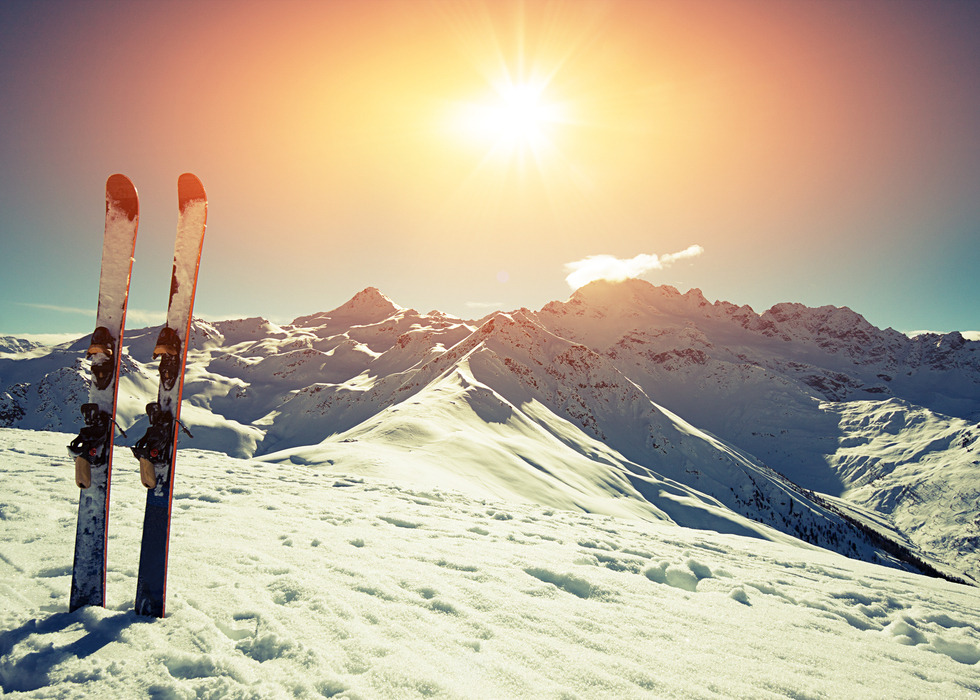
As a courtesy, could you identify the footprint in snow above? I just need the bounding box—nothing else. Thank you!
[378,515,421,529]
[524,567,606,601]
[215,618,253,641]
[581,552,644,574]
[644,559,714,593]
[435,558,479,573]
[35,564,72,578]
[880,611,980,665]
[174,491,222,504]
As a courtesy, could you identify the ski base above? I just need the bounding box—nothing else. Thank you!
[69,466,109,611]
[135,478,174,617]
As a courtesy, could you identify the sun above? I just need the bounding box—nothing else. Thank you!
[487,82,558,149]
[455,77,566,157]
[435,2,604,203]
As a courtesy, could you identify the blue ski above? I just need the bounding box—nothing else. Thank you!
[132,173,207,618]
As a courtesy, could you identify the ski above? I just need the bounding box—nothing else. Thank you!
[132,173,207,618]
[67,174,139,611]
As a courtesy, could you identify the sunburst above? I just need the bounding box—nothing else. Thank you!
[458,78,566,157]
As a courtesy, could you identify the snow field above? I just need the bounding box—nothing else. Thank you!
[1,429,979,698]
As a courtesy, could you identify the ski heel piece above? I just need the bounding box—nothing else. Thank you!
[139,458,157,489]
[75,456,93,489]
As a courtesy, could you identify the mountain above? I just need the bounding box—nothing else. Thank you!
[0,337,44,354]
[531,279,980,579]
[2,281,977,582]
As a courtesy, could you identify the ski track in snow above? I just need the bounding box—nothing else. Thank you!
[1,429,978,699]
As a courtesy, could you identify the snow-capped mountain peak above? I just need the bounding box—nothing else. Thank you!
[291,286,403,329]
[554,279,710,319]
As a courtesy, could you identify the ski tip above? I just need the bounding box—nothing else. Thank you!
[178,173,206,211]
[106,174,138,221]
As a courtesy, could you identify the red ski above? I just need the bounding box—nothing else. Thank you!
[68,174,139,611]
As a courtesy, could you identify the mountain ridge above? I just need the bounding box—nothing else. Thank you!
[2,280,977,582]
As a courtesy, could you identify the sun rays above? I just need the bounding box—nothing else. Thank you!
[455,77,567,162]
[430,1,616,233]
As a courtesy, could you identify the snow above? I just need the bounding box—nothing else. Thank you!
[821,399,980,578]
[0,337,68,357]
[96,176,138,337]
[2,428,978,698]
[165,194,206,333]
[910,330,980,342]
[4,281,979,589]
[292,288,404,332]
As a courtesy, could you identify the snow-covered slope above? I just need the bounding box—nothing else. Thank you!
[0,337,45,356]
[532,279,980,578]
[2,282,977,581]
[2,429,978,698]
[266,313,830,549]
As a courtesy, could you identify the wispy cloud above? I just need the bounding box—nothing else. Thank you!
[564,245,704,290]
[15,301,166,327]
[466,301,504,310]
[16,302,95,316]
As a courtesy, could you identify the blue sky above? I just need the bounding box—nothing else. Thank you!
[1,0,978,338]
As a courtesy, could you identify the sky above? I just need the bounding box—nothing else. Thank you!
[1,0,978,338]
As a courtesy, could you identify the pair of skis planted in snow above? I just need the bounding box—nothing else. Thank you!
[67,173,207,618]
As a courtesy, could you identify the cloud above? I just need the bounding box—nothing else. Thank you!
[15,302,95,316]
[14,301,166,327]
[564,245,704,289]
